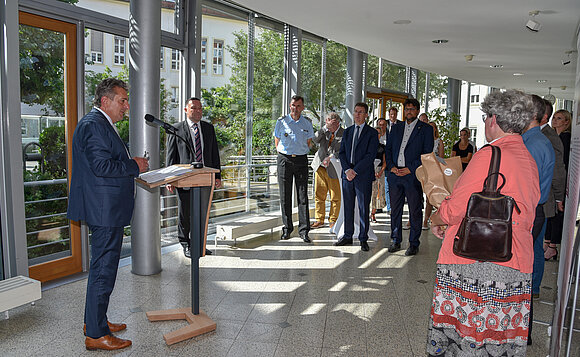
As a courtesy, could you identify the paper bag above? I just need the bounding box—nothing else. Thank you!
[416,153,462,207]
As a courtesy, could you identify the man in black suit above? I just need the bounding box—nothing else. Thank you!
[166,97,221,258]
[385,98,433,256]
[335,102,379,251]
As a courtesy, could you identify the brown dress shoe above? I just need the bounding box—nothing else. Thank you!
[311,221,324,228]
[84,321,127,335]
[85,334,132,351]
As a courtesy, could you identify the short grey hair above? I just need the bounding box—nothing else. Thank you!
[94,78,128,107]
[326,112,341,122]
[480,89,534,134]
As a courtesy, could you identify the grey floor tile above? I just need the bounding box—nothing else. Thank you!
[274,343,322,357]
[236,321,283,342]
[225,340,277,357]
[320,346,367,357]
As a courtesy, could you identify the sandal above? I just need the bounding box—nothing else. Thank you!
[544,246,558,261]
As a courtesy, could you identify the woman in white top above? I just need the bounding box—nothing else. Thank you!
[423,121,444,229]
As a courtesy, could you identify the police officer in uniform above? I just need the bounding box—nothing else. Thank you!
[274,95,314,243]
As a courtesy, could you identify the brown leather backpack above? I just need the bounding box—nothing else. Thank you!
[453,145,521,262]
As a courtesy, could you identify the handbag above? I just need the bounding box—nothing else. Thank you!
[453,145,520,262]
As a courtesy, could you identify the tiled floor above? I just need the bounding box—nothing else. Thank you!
[0,212,575,356]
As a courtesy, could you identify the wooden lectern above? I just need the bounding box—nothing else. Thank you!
[136,165,219,345]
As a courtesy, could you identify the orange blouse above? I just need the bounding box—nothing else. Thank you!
[436,135,540,273]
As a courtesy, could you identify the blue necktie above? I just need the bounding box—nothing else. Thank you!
[351,125,359,164]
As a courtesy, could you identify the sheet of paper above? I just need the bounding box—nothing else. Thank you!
[139,165,192,184]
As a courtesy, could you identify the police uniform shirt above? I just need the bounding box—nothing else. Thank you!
[274,114,314,155]
[397,118,419,167]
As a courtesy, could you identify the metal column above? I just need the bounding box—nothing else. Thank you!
[447,78,462,116]
[344,47,364,127]
[184,0,201,99]
[405,66,418,99]
[245,13,255,212]
[0,0,28,278]
[465,82,471,128]
[129,0,162,275]
[282,25,301,115]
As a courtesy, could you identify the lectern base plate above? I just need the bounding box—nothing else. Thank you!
[146,307,216,345]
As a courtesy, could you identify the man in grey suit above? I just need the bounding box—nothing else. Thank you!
[311,112,343,228]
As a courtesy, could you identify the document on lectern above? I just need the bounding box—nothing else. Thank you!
[139,165,192,185]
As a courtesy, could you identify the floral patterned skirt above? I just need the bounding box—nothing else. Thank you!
[427,262,531,356]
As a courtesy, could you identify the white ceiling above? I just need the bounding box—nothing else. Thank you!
[233,0,580,100]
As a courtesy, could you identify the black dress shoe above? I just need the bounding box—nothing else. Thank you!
[183,246,191,258]
[281,231,291,240]
[360,241,369,251]
[301,235,312,243]
[405,245,419,256]
[388,242,401,253]
[334,237,353,246]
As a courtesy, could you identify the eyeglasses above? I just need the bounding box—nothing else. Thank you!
[404,107,418,112]
[482,113,492,122]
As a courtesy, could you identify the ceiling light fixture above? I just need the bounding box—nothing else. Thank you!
[544,87,556,104]
[537,79,547,83]
[526,10,541,32]
[393,20,411,25]
[489,64,503,68]
[432,39,448,44]
[513,73,524,76]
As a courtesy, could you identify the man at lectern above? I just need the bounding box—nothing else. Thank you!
[68,78,149,350]
[166,97,222,258]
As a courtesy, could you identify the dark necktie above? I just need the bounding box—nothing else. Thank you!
[328,132,334,148]
[193,123,203,163]
[351,126,359,164]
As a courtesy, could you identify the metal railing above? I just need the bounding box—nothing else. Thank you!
[23,156,314,263]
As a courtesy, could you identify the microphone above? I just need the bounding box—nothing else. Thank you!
[144,114,176,134]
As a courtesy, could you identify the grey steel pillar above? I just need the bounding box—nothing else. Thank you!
[465,82,471,127]
[424,72,430,113]
[344,47,364,127]
[405,66,418,99]
[245,13,255,212]
[184,0,201,99]
[282,25,301,115]
[0,0,28,278]
[129,0,162,275]
[447,78,461,116]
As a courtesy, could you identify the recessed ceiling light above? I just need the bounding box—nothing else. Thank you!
[432,39,449,44]
[490,64,503,68]
[513,73,524,76]
[537,79,547,83]
[393,20,411,25]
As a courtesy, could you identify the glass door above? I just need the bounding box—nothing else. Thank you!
[19,12,81,282]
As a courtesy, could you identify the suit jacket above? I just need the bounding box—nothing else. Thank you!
[339,124,379,183]
[166,120,221,179]
[311,126,344,178]
[541,124,566,217]
[67,108,139,227]
[385,119,434,176]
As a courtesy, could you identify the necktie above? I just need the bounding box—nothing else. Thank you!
[328,132,334,148]
[351,126,359,164]
[193,123,203,163]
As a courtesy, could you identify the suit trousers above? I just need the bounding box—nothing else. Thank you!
[277,154,310,236]
[342,176,372,242]
[387,172,423,247]
[314,166,341,223]
[176,186,211,255]
[84,225,124,339]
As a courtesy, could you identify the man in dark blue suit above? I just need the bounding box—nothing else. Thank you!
[336,102,379,251]
[385,98,433,256]
[68,78,148,351]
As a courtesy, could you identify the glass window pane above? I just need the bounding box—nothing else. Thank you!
[381,62,406,93]
[366,55,379,88]
[300,39,322,127]
[325,41,347,113]
[19,24,70,263]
